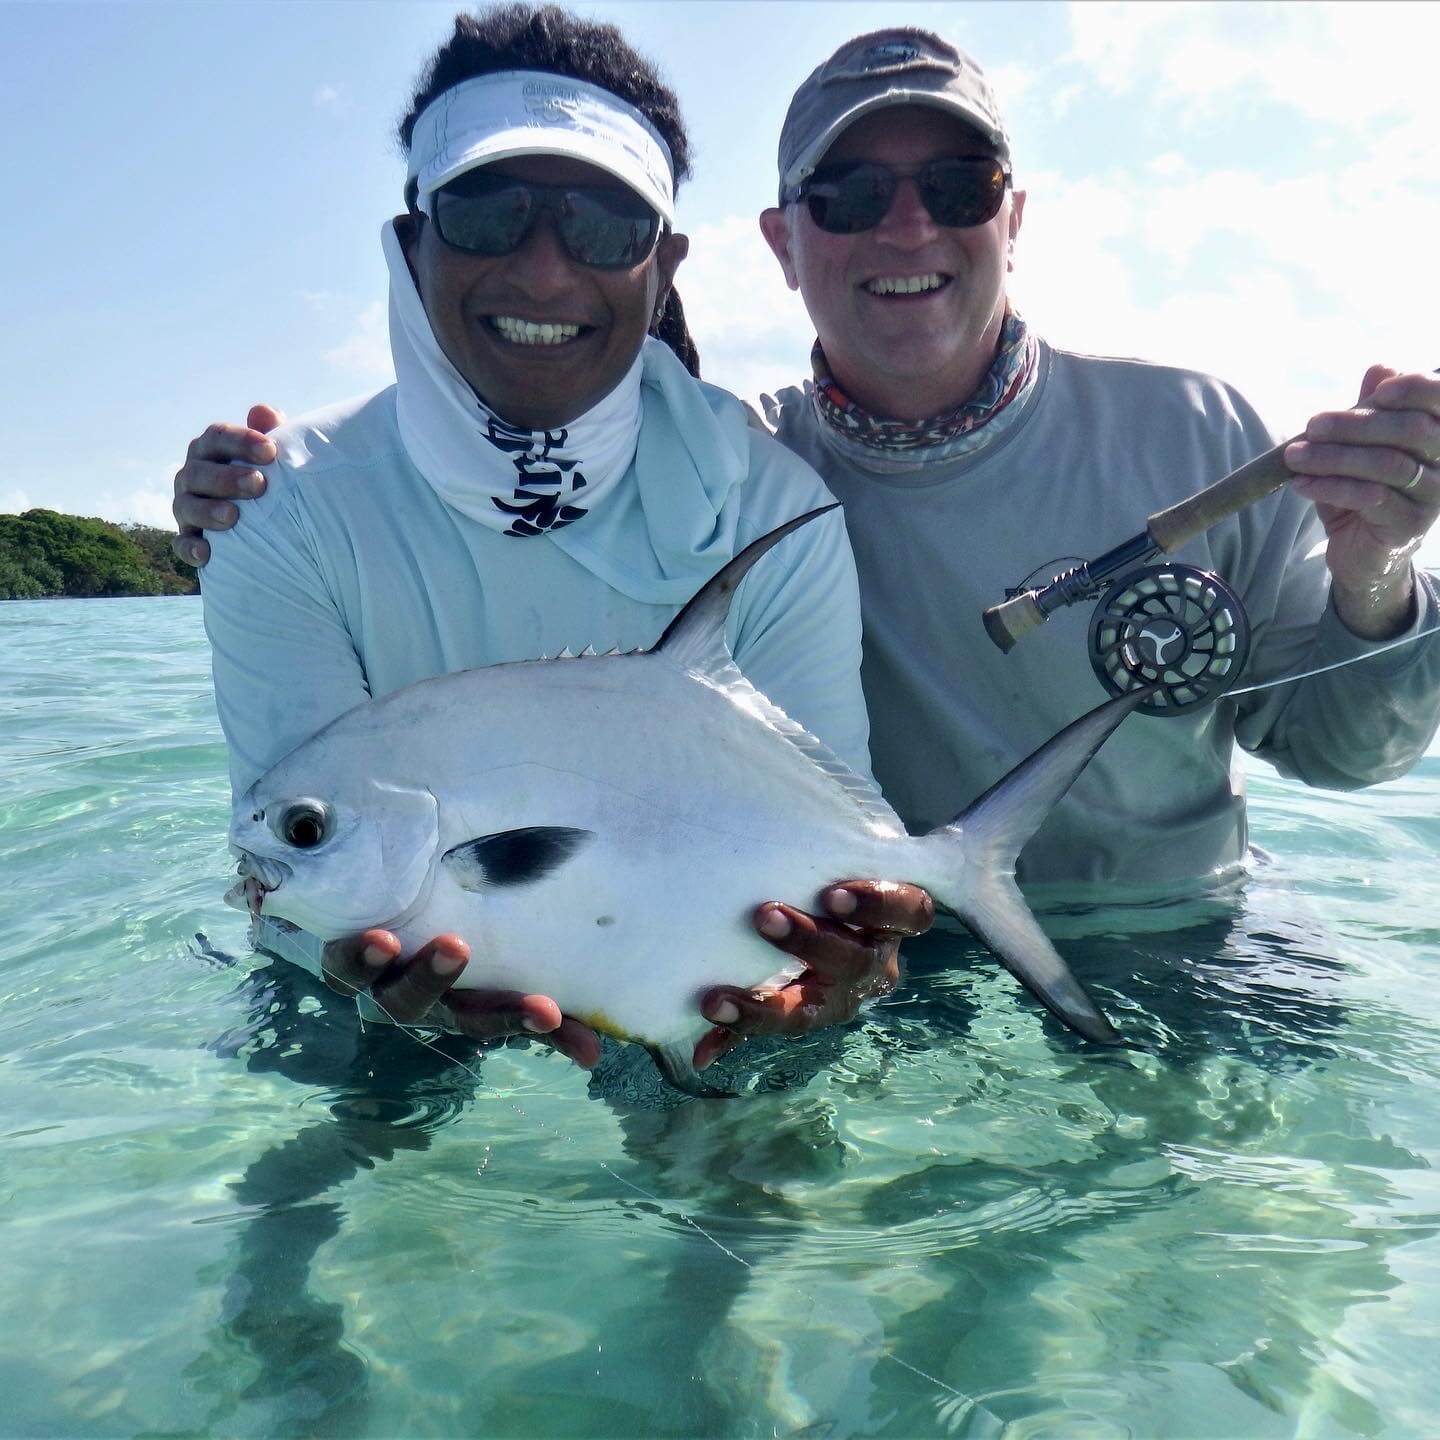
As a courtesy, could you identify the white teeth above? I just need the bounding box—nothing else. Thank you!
[491,315,583,346]
[865,273,946,296]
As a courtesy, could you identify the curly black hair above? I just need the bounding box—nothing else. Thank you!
[398,5,701,375]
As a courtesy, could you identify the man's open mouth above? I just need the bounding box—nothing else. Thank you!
[486,315,591,347]
[862,272,951,297]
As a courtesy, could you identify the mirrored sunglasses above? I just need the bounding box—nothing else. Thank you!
[429,171,662,270]
[790,156,1011,235]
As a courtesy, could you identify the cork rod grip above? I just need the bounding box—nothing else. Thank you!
[1145,437,1295,553]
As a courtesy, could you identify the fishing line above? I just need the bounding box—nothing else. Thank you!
[318,968,986,1414]
[1226,620,1440,698]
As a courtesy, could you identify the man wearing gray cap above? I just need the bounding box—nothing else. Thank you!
[753,27,1440,901]
[174,25,1440,1053]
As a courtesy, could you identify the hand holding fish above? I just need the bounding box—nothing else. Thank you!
[694,881,935,1070]
[1285,367,1440,640]
[230,514,1141,1095]
[319,928,603,1069]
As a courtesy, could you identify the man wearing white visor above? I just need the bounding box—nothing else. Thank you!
[198,7,922,1078]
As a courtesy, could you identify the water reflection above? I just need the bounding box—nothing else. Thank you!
[189,880,1438,1437]
[193,959,481,1436]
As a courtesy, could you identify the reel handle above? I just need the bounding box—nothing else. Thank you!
[1144,437,1293,552]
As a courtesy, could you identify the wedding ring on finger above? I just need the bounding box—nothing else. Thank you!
[1403,457,1427,492]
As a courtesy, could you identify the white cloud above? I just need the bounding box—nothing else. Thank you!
[313,83,341,111]
[0,487,32,514]
[323,301,394,384]
[1068,3,1440,150]
[122,486,179,529]
[1012,150,1436,436]
[675,214,813,403]
[983,60,1038,115]
[86,485,177,529]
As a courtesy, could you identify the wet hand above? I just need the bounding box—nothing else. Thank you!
[320,929,602,1069]
[171,404,285,567]
[693,880,934,1070]
[1285,367,1440,639]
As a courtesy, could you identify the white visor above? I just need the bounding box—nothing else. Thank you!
[407,69,675,225]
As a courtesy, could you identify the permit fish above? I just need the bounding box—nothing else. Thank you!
[229,506,1143,1092]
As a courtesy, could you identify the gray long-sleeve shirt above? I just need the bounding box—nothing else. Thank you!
[768,340,1440,903]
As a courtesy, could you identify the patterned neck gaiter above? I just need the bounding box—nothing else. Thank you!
[385,220,644,539]
[811,307,1039,456]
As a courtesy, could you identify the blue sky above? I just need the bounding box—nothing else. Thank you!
[3,1,1437,560]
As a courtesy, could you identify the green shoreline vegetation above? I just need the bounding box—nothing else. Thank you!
[0,509,197,600]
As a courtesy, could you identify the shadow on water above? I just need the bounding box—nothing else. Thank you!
[187,957,483,1438]
[854,897,1433,1436]
[901,888,1352,1069]
[187,948,850,1438]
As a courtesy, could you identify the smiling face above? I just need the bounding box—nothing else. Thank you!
[402,154,688,430]
[760,105,1025,422]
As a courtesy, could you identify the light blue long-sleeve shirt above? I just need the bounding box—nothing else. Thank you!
[201,384,871,802]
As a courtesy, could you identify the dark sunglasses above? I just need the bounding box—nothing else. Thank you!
[789,156,1011,235]
[428,170,662,270]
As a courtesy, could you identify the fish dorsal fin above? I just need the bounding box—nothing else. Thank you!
[651,503,896,836]
[704,661,903,837]
[654,505,840,680]
[442,826,592,891]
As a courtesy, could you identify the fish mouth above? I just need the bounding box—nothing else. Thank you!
[225,852,291,917]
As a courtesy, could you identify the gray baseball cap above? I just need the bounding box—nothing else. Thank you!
[777,28,1011,203]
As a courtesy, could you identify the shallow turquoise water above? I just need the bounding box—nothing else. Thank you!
[4,596,1440,1438]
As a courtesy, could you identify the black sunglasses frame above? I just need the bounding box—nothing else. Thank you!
[426,174,664,271]
[786,156,1012,235]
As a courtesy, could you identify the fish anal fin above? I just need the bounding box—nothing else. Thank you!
[647,1043,741,1099]
[442,826,592,891]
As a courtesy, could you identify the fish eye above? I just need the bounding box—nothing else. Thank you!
[274,799,333,850]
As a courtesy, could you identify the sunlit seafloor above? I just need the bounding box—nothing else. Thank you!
[3,596,1439,1438]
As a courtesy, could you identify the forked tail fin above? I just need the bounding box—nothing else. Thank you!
[918,689,1154,1043]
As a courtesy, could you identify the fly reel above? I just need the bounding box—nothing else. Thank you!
[1087,564,1250,715]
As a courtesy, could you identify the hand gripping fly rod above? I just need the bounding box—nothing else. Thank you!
[982,369,1438,655]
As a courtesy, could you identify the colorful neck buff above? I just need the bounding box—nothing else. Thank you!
[811,307,1038,455]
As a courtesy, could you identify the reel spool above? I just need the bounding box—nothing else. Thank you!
[1087,564,1250,716]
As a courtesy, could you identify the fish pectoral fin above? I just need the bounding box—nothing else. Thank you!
[647,1044,742,1100]
[959,876,1123,1045]
[441,826,593,891]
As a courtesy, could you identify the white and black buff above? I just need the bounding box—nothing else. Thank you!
[385,221,644,538]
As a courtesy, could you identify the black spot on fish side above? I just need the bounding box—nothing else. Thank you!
[442,826,593,891]
[595,915,615,927]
